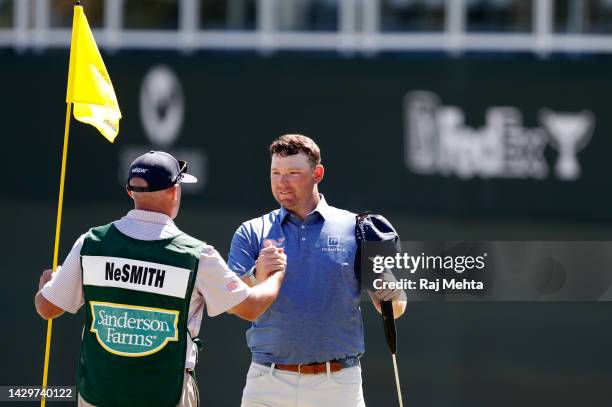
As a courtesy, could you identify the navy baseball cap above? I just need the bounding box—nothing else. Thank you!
[126,151,197,192]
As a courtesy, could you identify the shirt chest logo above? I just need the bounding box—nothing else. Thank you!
[322,236,346,253]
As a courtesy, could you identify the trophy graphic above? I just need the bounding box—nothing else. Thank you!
[540,109,594,180]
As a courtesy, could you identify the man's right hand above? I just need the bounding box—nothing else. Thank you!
[255,240,287,282]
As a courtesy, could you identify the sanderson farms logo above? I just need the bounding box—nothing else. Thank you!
[90,302,179,357]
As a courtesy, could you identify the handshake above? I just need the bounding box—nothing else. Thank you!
[253,240,287,284]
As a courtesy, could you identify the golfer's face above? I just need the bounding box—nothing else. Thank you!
[270,153,316,211]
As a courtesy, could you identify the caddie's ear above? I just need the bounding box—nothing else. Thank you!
[170,184,180,201]
[313,164,324,184]
[126,186,134,199]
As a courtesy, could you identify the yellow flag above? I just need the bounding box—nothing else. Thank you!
[66,5,121,142]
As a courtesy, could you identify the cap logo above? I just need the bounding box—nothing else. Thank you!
[132,167,148,174]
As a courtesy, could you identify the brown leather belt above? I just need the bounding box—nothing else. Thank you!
[275,361,344,375]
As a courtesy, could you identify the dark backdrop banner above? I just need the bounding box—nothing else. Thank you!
[2,51,611,221]
[3,51,612,407]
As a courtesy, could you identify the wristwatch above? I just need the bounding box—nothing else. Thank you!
[246,266,258,285]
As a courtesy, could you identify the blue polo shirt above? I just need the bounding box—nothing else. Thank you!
[228,195,364,365]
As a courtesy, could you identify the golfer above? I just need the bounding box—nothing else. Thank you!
[228,135,406,407]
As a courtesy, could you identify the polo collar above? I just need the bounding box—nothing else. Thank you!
[278,206,290,223]
[313,194,331,220]
[278,194,331,223]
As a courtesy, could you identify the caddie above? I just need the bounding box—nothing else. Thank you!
[228,134,406,407]
[34,151,286,407]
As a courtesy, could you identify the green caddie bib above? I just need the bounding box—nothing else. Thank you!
[77,223,203,407]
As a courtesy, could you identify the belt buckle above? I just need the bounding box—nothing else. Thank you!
[298,364,304,374]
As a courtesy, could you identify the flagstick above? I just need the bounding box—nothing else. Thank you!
[40,102,72,407]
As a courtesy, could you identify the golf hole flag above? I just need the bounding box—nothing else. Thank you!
[66,3,121,142]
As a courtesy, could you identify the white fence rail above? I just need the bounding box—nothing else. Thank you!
[0,0,611,55]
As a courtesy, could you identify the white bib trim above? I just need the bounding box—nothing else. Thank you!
[82,255,191,298]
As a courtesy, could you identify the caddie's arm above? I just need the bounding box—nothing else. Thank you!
[34,269,65,320]
[34,234,86,320]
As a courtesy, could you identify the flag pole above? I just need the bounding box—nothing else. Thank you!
[41,0,120,400]
[41,4,78,404]
[40,102,73,407]
[41,2,81,401]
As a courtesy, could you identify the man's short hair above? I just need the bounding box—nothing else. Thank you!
[269,134,321,168]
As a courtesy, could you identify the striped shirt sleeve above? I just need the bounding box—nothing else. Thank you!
[197,245,250,317]
[40,233,87,314]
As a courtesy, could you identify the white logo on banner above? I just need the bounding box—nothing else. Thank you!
[140,65,184,147]
[118,65,207,193]
[540,109,594,180]
[404,91,595,181]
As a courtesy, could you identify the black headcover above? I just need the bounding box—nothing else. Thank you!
[355,212,400,244]
[355,212,401,355]
[355,212,401,282]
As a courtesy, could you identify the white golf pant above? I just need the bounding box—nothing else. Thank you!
[241,362,366,407]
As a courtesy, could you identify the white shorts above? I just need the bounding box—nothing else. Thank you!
[241,362,366,407]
